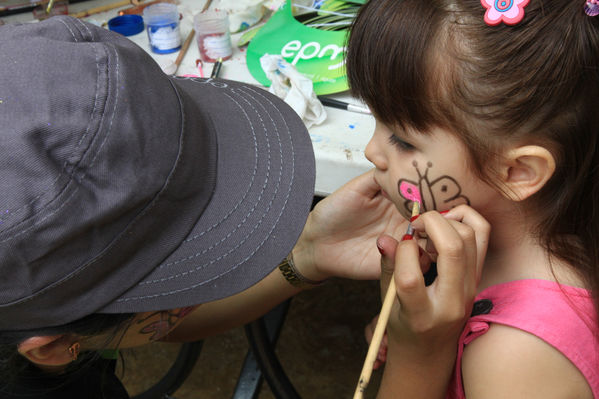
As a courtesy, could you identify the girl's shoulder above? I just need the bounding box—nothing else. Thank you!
[461,322,593,399]
[449,279,598,399]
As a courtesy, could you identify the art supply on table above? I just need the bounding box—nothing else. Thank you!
[143,2,181,54]
[201,0,213,13]
[353,201,421,399]
[317,96,371,114]
[119,0,175,15]
[32,0,67,19]
[173,28,195,74]
[70,0,132,18]
[46,0,55,13]
[108,14,144,36]
[161,28,196,75]
[210,57,223,78]
[260,54,327,128]
[194,10,233,63]
[196,59,205,77]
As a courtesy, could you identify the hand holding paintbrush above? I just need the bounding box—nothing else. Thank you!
[353,201,420,399]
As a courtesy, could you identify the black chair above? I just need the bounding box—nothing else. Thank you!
[131,299,299,399]
[131,341,204,399]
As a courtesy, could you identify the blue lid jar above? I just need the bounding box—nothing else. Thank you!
[108,15,144,36]
[143,3,181,54]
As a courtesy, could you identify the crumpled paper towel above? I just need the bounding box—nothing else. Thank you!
[260,54,326,128]
[220,0,266,32]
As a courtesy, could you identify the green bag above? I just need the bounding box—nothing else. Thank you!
[246,0,349,95]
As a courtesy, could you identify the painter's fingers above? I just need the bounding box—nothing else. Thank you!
[410,211,478,317]
[377,234,399,297]
[437,205,490,286]
[346,169,383,198]
[393,238,429,316]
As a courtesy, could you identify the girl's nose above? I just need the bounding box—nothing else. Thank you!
[364,133,387,170]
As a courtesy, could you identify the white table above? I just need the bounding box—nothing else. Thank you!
[1,0,374,196]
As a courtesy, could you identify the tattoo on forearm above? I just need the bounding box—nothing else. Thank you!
[137,306,197,341]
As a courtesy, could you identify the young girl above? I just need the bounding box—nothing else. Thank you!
[347,0,599,397]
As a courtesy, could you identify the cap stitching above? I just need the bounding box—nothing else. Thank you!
[56,17,79,41]
[72,16,94,39]
[180,98,259,243]
[0,29,117,243]
[60,17,103,154]
[86,46,120,166]
[117,85,294,301]
[137,88,269,282]
[0,20,102,230]
[1,49,190,307]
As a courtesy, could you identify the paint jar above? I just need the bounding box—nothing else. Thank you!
[194,10,233,63]
[108,15,144,37]
[143,3,181,54]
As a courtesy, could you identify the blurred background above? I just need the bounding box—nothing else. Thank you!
[119,278,384,399]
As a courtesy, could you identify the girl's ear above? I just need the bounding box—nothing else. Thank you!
[498,145,556,201]
[17,335,75,367]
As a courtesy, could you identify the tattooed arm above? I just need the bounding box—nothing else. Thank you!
[163,170,405,342]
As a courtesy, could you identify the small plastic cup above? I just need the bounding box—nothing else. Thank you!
[143,3,181,54]
[194,10,233,63]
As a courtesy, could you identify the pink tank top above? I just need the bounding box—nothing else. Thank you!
[447,279,599,399]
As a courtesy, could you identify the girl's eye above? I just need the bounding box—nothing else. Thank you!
[388,134,415,151]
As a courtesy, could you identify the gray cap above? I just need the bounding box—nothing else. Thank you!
[0,16,315,331]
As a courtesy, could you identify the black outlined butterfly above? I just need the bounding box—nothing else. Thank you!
[398,161,470,214]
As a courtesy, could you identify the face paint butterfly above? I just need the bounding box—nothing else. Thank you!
[397,161,470,215]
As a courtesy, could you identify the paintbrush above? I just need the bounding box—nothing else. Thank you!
[201,0,213,13]
[160,29,195,76]
[45,0,55,13]
[70,0,132,18]
[353,201,420,399]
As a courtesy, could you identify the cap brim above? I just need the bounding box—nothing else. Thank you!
[101,78,315,313]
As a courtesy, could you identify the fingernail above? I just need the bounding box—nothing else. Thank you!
[440,210,450,215]
[402,234,413,241]
[410,214,420,222]
[377,241,386,256]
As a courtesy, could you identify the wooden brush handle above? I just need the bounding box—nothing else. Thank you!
[174,29,195,68]
[353,278,397,398]
[70,0,131,18]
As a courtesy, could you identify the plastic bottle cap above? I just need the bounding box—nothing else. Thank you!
[108,15,144,36]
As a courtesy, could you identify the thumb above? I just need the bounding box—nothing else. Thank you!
[376,234,399,297]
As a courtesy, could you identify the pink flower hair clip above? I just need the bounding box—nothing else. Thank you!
[585,0,599,16]
[481,0,530,26]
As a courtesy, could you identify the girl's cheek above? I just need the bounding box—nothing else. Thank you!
[395,160,471,213]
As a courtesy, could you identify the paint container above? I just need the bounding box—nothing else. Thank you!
[143,3,181,54]
[108,15,144,37]
[194,10,233,63]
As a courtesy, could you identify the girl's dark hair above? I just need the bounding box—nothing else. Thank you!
[347,0,599,320]
[0,313,134,392]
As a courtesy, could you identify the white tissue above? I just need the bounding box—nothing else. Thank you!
[220,0,266,32]
[260,54,326,128]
